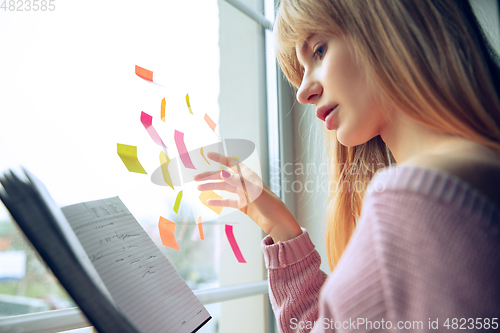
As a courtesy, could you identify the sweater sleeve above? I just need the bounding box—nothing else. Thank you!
[261,228,329,333]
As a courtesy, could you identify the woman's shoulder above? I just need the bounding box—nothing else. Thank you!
[394,142,500,208]
[365,145,500,225]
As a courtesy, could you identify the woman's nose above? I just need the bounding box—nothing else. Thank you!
[296,76,322,105]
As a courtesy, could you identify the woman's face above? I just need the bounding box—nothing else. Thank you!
[295,33,389,147]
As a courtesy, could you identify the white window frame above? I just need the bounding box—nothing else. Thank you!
[0,281,268,333]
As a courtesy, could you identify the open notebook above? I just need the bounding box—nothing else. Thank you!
[0,168,211,333]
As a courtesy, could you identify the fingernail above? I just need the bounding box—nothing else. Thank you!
[221,170,230,178]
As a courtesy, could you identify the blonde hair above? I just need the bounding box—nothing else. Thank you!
[275,0,500,271]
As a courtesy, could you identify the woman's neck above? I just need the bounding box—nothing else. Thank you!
[379,110,465,164]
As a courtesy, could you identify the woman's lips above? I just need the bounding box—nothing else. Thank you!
[316,104,338,121]
[325,105,339,130]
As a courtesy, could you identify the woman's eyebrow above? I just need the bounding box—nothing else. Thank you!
[300,34,317,53]
[296,33,320,68]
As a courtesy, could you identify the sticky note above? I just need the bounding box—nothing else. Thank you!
[141,111,167,148]
[225,225,246,263]
[141,111,153,127]
[161,98,166,122]
[185,94,193,114]
[159,151,174,190]
[173,190,183,214]
[204,113,217,132]
[199,190,223,215]
[174,130,196,169]
[117,144,147,174]
[197,216,205,241]
[200,147,210,165]
[158,217,180,251]
[135,65,153,81]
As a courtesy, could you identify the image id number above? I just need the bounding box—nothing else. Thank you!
[443,318,498,330]
[1,0,55,11]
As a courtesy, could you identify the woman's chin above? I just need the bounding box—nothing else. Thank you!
[336,130,371,147]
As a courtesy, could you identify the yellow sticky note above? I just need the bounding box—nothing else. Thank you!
[199,190,223,215]
[200,147,210,165]
[161,98,166,122]
[186,93,193,114]
[197,216,205,241]
[159,151,174,190]
[173,190,183,214]
[117,143,147,174]
[158,216,180,251]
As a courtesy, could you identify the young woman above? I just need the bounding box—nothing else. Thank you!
[196,0,500,331]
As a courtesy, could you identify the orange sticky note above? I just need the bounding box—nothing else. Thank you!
[199,190,223,215]
[158,216,180,251]
[204,113,217,132]
[197,216,205,241]
[200,147,210,165]
[135,65,153,81]
[161,98,166,122]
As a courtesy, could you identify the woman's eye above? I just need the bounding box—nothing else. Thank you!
[313,45,325,59]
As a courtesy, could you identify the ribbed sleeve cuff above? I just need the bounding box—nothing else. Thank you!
[261,228,316,269]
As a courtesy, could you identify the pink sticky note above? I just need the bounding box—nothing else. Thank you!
[174,130,196,169]
[140,111,153,127]
[140,111,166,148]
[225,224,246,263]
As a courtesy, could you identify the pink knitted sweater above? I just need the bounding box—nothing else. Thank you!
[261,166,500,332]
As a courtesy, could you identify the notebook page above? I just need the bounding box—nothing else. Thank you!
[23,168,116,306]
[61,197,211,333]
[0,171,139,333]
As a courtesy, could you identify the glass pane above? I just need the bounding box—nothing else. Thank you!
[0,0,268,331]
[0,207,75,316]
[0,0,221,319]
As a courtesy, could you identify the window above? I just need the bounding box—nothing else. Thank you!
[0,0,278,332]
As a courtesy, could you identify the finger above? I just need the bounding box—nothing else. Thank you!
[206,152,240,169]
[197,182,237,194]
[220,170,245,189]
[206,198,240,209]
[194,170,222,181]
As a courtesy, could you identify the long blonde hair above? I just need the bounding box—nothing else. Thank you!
[275,0,500,271]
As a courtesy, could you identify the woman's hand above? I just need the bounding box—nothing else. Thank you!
[194,152,302,243]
